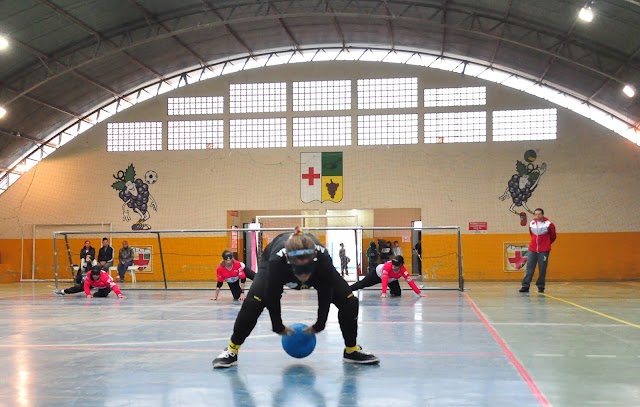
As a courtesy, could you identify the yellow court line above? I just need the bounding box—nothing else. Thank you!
[543,293,640,329]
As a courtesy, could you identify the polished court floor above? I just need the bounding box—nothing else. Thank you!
[0,281,639,407]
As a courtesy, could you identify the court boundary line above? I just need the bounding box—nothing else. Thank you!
[464,293,552,407]
[541,293,640,329]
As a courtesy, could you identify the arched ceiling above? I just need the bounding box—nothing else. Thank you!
[0,0,639,175]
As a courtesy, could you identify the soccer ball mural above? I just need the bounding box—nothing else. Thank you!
[145,170,158,184]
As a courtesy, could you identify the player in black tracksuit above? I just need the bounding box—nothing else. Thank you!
[212,229,380,368]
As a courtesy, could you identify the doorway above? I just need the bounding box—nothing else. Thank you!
[326,228,361,282]
[411,220,422,276]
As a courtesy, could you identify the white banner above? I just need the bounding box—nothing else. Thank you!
[300,153,322,203]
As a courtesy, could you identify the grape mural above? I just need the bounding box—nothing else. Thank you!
[325,179,339,199]
[111,164,158,230]
[498,150,547,225]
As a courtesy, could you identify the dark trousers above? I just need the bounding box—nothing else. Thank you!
[92,287,112,297]
[64,285,111,297]
[230,286,359,348]
[64,284,85,294]
[340,257,349,275]
[222,269,255,300]
[228,281,243,300]
[522,251,550,290]
[350,271,402,296]
[117,260,133,280]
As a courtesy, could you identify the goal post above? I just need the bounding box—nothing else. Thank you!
[26,223,112,281]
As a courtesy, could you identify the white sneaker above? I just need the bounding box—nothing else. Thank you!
[53,289,65,296]
[212,348,238,368]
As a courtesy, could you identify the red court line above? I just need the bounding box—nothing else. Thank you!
[464,293,552,407]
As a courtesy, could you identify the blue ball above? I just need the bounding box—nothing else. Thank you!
[281,323,317,359]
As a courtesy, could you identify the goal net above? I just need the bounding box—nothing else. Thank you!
[52,225,463,290]
[25,223,112,281]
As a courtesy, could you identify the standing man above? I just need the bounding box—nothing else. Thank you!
[520,208,556,293]
[366,242,379,274]
[414,242,422,275]
[339,243,349,276]
[98,237,114,271]
[117,240,134,283]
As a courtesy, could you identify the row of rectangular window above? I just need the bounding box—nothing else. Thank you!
[167,82,488,114]
[107,109,556,151]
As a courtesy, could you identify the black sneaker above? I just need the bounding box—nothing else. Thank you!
[343,346,380,365]
[53,289,65,296]
[212,348,238,369]
[538,288,545,293]
[518,287,529,293]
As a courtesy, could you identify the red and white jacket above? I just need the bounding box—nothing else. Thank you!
[528,217,557,253]
[216,260,247,283]
[377,261,422,295]
[84,271,123,296]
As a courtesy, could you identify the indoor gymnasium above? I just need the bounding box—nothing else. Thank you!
[0,1,639,406]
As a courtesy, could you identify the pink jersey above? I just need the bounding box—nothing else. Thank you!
[216,260,247,283]
[84,271,123,296]
[378,261,421,295]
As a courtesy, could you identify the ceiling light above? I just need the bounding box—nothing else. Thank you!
[0,35,8,50]
[578,7,594,22]
[0,107,6,118]
[622,85,636,98]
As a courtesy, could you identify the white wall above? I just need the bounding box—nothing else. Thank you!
[0,61,638,238]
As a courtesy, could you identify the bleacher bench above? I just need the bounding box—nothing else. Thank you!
[72,265,139,283]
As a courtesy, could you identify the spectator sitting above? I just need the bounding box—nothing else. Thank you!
[117,240,134,283]
[379,241,393,263]
[98,237,114,271]
[392,241,403,257]
[79,240,97,275]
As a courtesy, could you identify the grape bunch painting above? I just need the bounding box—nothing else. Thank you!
[499,150,547,223]
[111,164,158,230]
[325,179,339,199]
